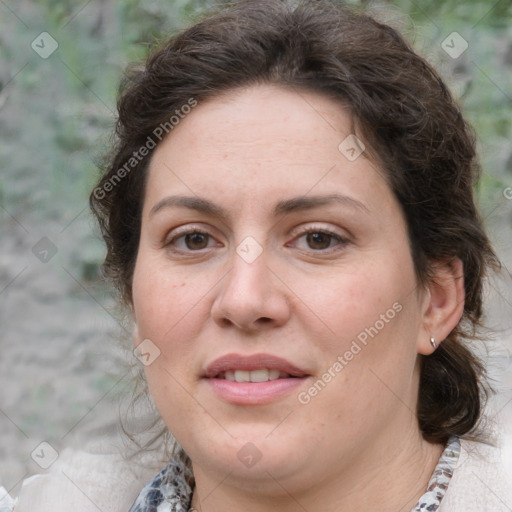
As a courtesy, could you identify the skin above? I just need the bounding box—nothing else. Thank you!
[131,84,465,512]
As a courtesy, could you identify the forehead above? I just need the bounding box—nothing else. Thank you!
[143,84,391,217]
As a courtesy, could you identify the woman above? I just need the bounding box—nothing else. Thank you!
[9,0,511,511]
[93,0,511,510]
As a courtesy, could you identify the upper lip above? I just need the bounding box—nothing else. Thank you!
[202,353,309,378]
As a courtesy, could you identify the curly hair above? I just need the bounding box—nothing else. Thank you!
[90,0,498,443]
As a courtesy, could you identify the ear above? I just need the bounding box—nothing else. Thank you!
[133,322,141,348]
[417,258,465,355]
[130,302,140,347]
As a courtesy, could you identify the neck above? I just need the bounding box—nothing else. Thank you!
[189,430,445,512]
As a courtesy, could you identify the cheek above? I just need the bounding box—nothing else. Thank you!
[302,253,421,396]
[304,261,411,343]
[131,257,216,356]
[133,258,187,337]
[132,261,212,420]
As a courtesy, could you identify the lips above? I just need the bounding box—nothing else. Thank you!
[202,353,310,405]
[203,353,309,379]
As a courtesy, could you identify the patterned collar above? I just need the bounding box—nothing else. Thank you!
[129,436,460,512]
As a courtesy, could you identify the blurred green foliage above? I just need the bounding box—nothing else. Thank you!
[1,0,511,228]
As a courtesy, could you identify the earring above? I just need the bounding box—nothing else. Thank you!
[430,337,437,349]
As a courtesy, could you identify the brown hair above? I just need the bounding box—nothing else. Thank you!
[90,0,498,443]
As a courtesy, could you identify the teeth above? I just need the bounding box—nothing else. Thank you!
[222,369,288,382]
[269,370,281,380]
[250,369,270,383]
[234,370,251,382]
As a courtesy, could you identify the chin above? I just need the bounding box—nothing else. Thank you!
[184,429,315,487]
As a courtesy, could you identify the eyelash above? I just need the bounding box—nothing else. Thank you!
[289,228,349,253]
[164,226,349,254]
[164,226,220,253]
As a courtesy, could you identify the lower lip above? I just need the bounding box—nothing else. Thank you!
[205,377,308,405]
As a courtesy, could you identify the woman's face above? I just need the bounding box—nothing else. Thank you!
[132,84,431,490]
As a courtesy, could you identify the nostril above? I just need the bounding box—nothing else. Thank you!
[220,318,232,328]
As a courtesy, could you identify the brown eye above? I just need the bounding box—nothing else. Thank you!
[168,230,218,252]
[288,228,348,253]
[306,232,335,250]
[184,232,210,250]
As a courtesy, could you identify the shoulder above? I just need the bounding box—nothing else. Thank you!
[0,485,16,512]
[439,436,512,512]
[12,442,166,512]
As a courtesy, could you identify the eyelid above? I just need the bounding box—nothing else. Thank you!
[288,222,349,241]
[163,223,223,249]
[286,223,351,253]
[162,222,350,253]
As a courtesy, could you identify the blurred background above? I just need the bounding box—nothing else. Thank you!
[1,0,511,497]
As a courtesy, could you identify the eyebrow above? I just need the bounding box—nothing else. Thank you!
[149,195,227,219]
[273,194,369,215]
[148,193,369,219]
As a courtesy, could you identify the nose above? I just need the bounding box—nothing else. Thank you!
[211,248,291,332]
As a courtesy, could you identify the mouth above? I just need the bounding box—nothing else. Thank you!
[202,353,310,405]
[216,369,297,382]
[203,353,309,380]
